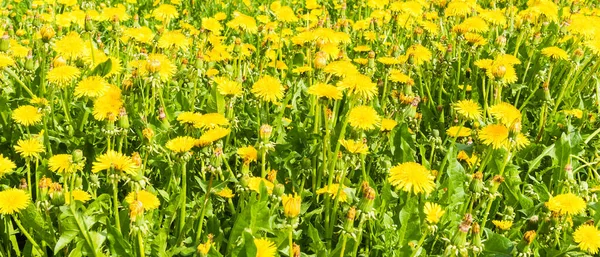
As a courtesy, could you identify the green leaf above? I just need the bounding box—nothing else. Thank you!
[392,123,416,163]
[90,58,113,77]
[526,144,555,173]
[483,229,514,256]
[18,204,56,245]
[106,224,134,257]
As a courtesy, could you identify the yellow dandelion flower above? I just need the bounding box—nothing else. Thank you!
[74,76,109,98]
[324,61,359,77]
[237,146,258,163]
[0,188,30,215]
[125,190,160,211]
[122,27,154,44]
[478,124,509,149]
[47,65,81,86]
[316,184,348,202]
[545,193,586,216]
[492,220,513,230]
[0,155,16,177]
[307,83,343,100]
[247,177,274,194]
[541,46,569,61]
[406,44,432,65]
[389,69,414,84]
[574,224,600,254]
[347,105,381,131]
[0,53,15,68]
[388,162,435,195]
[12,105,43,126]
[92,151,138,175]
[227,12,258,33]
[99,4,130,21]
[424,202,445,224]
[337,74,378,100]
[251,75,285,103]
[254,238,277,257]
[53,32,85,59]
[446,126,472,137]
[453,100,482,120]
[340,139,369,154]
[197,127,230,146]
[177,112,203,125]
[158,30,191,50]
[93,85,123,121]
[380,118,398,132]
[202,17,223,33]
[14,138,45,159]
[152,4,179,21]
[194,113,229,129]
[48,154,79,173]
[214,77,243,97]
[65,189,92,204]
[282,193,301,218]
[166,136,197,153]
[489,102,521,129]
[216,188,235,198]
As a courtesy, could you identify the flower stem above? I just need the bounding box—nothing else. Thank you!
[137,231,145,257]
[409,231,428,257]
[195,175,213,244]
[289,226,294,257]
[112,176,121,233]
[339,234,348,257]
[13,215,43,255]
[178,160,188,239]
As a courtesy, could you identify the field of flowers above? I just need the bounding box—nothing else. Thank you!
[1,0,600,256]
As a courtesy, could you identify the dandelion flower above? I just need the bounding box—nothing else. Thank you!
[307,83,343,100]
[214,77,243,97]
[453,100,482,120]
[0,155,16,177]
[340,139,369,154]
[389,69,414,84]
[194,113,229,129]
[424,202,445,224]
[316,184,348,202]
[166,136,197,153]
[546,193,586,216]
[0,188,30,215]
[492,220,513,230]
[347,106,381,131]
[489,102,521,129]
[65,189,92,204]
[177,112,203,125]
[48,154,76,173]
[247,177,274,194]
[251,75,285,103]
[53,32,85,59]
[152,4,179,21]
[14,138,45,159]
[323,61,359,77]
[337,74,377,100]
[406,44,432,65]
[478,124,509,149]
[125,190,160,210]
[254,238,277,257]
[237,146,258,163]
[158,30,191,50]
[388,162,435,195]
[92,151,138,175]
[0,53,15,68]
[47,65,81,86]
[282,193,301,218]
[380,119,398,132]
[446,126,472,137]
[573,224,600,254]
[202,17,223,33]
[197,127,230,146]
[75,76,109,98]
[93,85,123,121]
[143,54,177,82]
[12,105,42,126]
[216,188,235,198]
[541,46,569,61]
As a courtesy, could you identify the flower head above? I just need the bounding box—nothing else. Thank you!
[197,127,230,146]
[246,177,274,194]
[14,138,45,159]
[308,83,343,100]
[12,105,43,126]
[446,126,472,138]
[251,75,285,103]
[380,119,398,132]
[93,85,123,121]
[347,106,381,131]
[75,76,109,98]
[48,154,77,173]
[574,224,600,254]
[340,139,369,154]
[53,32,85,59]
[47,65,81,86]
[316,184,348,202]
[152,4,179,21]
[337,74,377,100]
[546,193,586,216]
[281,193,301,218]
[254,238,277,257]
[166,136,197,153]
[237,146,258,164]
[216,188,235,198]
[214,77,243,97]
[92,151,138,175]
[66,189,92,204]
[478,124,509,149]
[0,155,16,177]
[388,162,435,195]
[541,46,569,61]
[492,220,513,230]
[125,190,160,211]
[0,189,30,215]
[424,202,445,224]
[453,100,482,120]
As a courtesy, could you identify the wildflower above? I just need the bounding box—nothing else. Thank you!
[282,193,301,218]
[347,106,381,131]
[573,224,600,254]
[227,12,258,33]
[307,83,343,100]
[424,202,445,224]
[388,162,435,195]
[197,127,230,146]
[546,193,586,216]
[541,46,569,61]
[166,136,197,153]
[14,138,45,159]
[380,119,398,132]
[251,75,285,103]
[125,190,160,210]
[238,146,258,163]
[202,17,223,33]
[0,188,30,215]
[177,112,203,125]
[316,184,348,202]
[47,65,81,86]
[478,124,509,149]
[48,154,77,174]
[489,102,521,129]
[214,77,243,97]
[152,4,179,21]
[324,61,359,77]
[0,53,15,68]
[389,69,414,84]
[340,139,369,154]
[337,74,378,100]
[492,220,513,230]
[53,32,85,59]
[194,113,229,129]
[254,238,277,257]
[74,76,109,98]
[446,126,472,137]
[65,189,92,204]
[93,85,123,121]
[453,100,482,120]
[0,154,16,177]
[247,177,274,194]
[12,105,42,126]
[158,30,191,50]
[92,150,138,175]
[406,44,432,65]
[216,188,235,198]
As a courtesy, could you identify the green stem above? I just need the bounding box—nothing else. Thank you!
[195,175,214,244]
[112,176,121,233]
[410,231,428,257]
[13,215,43,255]
[339,234,348,257]
[4,68,35,98]
[137,232,145,257]
[178,160,188,238]
[289,226,294,257]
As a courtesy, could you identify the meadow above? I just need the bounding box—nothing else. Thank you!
[1,0,600,256]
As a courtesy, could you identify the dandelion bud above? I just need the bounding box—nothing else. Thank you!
[119,107,130,129]
[273,184,285,197]
[492,175,505,184]
[40,25,55,43]
[292,243,301,257]
[470,172,484,193]
[85,15,94,32]
[313,51,327,69]
[524,230,536,244]
[146,59,162,73]
[19,178,27,190]
[259,124,273,140]
[347,206,357,222]
[267,169,277,183]
[71,149,84,163]
[492,64,506,79]
[0,33,9,51]
[495,36,506,46]
[132,152,142,167]
[282,193,301,218]
[142,128,154,141]
[25,53,34,70]
[158,107,166,120]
